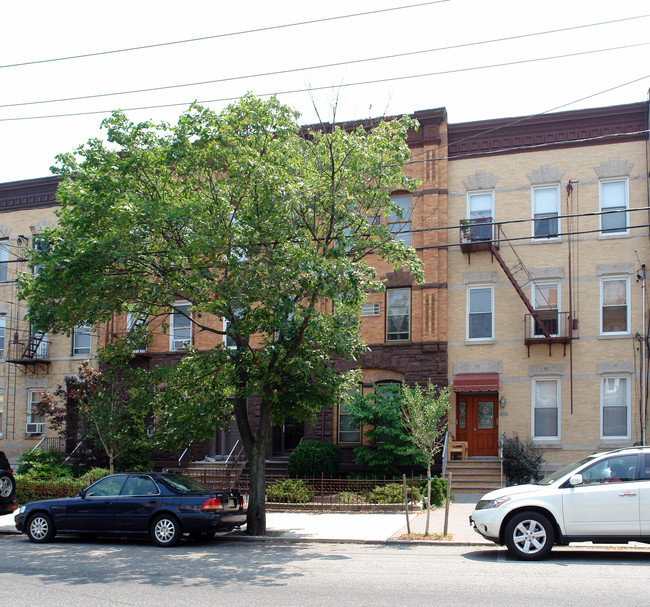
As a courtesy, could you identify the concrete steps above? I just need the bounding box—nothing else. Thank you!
[446,458,503,494]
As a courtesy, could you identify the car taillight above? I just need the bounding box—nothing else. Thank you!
[201,497,224,511]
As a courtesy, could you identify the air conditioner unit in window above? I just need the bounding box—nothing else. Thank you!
[26,423,45,435]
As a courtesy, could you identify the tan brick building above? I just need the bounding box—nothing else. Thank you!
[447,102,650,474]
[0,177,100,463]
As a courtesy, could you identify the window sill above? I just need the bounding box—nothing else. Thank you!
[465,339,495,345]
[598,232,630,240]
[532,439,561,448]
[530,237,561,245]
[598,333,631,339]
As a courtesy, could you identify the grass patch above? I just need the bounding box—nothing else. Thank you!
[399,532,454,541]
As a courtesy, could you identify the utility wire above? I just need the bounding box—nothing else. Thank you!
[2,42,647,123]
[0,1,450,70]
[2,14,647,109]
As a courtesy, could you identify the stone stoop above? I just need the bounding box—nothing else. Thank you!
[446,458,503,494]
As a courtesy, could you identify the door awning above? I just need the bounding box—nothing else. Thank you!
[453,373,499,392]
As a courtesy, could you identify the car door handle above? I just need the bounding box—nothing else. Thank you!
[618,492,637,497]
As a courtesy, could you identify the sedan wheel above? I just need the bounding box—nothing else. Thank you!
[151,515,182,547]
[504,512,555,560]
[26,513,56,543]
[0,473,15,502]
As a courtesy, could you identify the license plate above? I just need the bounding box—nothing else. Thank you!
[228,498,237,508]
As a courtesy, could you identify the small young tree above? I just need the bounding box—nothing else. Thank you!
[401,382,450,534]
[345,383,423,476]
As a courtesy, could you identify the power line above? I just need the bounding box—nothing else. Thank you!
[3,14,647,110]
[2,42,647,123]
[0,1,450,70]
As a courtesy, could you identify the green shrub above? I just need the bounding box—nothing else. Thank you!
[287,440,340,478]
[79,467,111,486]
[502,433,545,486]
[17,448,72,479]
[266,479,314,503]
[337,491,362,505]
[366,483,421,504]
[15,476,85,504]
[420,476,448,507]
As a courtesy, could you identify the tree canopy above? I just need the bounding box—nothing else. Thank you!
[18,94,423,534]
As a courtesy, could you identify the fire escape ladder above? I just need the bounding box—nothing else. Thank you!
[22,330,46,359]
[489,226,551,339]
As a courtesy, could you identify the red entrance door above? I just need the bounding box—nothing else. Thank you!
[455,395,498,457]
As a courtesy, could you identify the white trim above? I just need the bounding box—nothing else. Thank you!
[531,184,560,240]
[600,275,630,336]
[531,376,561,440]
[531,281,560,338]
[599,177,629,236]
[466,284,494,341]
[170,302,192,351]
[600,375,631,439]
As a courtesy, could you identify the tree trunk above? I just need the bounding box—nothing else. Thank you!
[245,441,267,536]
[425,463,431,535]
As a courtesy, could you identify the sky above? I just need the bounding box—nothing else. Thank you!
[1,0,649,183]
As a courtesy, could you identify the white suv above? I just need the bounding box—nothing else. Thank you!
[470,446,650,560]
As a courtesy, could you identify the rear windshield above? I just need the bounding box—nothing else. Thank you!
[157,473,212,494]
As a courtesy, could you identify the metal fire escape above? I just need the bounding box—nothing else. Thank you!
[460,219,574,355]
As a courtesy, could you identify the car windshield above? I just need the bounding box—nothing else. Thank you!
[157,473,212,494]
[536,456,594,485]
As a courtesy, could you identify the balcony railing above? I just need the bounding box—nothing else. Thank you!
[524,311,573,345]
[6,329,50,364]
[459,217,498,252]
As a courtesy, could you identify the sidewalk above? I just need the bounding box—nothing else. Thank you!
[0,494,488,545]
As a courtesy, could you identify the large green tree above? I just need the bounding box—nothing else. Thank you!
[18,94,422,534]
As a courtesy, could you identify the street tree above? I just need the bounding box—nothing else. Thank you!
[18,94,422,535]
[401,381,450,534]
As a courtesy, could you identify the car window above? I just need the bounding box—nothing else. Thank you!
[86,476,127,497]
[121,475,159,496]
[579,454,637,485]
[641,454,650,480]
[157,473,211,494]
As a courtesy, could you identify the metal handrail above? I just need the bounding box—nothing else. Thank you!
[225,439,241,464]
[63,440,85,464]
[178,440,194,465]
[441,431,450,478]
[30,436,46,453]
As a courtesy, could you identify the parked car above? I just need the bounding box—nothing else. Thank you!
[15,472,246,547]
[470,446,650,560]
[0,451,17,513]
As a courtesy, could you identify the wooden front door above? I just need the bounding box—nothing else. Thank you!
[455,394,498,457]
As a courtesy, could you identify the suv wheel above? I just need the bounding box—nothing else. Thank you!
[504,511,555,560]
[0,472,16,503]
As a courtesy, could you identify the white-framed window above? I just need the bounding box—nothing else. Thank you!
[532,282,559,337]
[386,288,411,341]
[0,240,8,282]
[388,195,411,246]
[338,387,361,444]
[601,376,630,439]
[532,377,560,439]
[467,285,493,340]
[170,303,192,351]
[0,315,5,360]
[600,179,628,234]
[72,325,92,356]
[26,389,46,435]
[601,276,630,335]
[532,185,559,239]
[361,302,380,317]
[466,191,494,241]
[127,313,148,353]
[222,317,237,350]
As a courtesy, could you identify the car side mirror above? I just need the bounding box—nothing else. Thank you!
[569,474,583,486]
[78,489,86,498]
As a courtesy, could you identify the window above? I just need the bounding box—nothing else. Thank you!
[338,388,361,443]
[388,195,411,245]
[170,303,192,351]
[466,191,494,241]
[600,179,628,234]
[532,282,559,337]
[0,315,5,360]
[223,317,237,349]
[533,186,559,238]
[601,277,629,334]
[601,376,630,438]
[386,288,410,341]
[0,240,8,282]
[580,454,637,484]
[26,390,46,435]
[73,325,92,356]
[127,314,147,353]
[467,286,493,340]
[361,302,380,317]
[86,475,127,497]
[532,378,559,439]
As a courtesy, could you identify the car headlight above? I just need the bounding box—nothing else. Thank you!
[17,506,25,515]
[475,496,512,510]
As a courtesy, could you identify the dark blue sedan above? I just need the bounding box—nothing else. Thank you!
[15,472,246,547]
